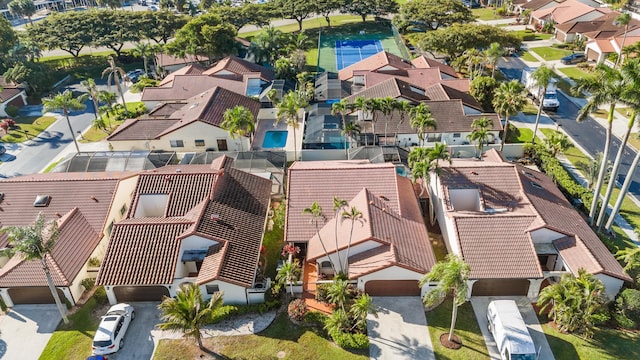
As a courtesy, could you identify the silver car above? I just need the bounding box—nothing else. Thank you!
[92,303,135,355]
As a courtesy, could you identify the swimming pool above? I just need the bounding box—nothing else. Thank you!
[262,130,288,148]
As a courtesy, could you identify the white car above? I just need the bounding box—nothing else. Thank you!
[92,303,135,355]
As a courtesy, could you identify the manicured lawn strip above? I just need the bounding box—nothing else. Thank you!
[511,30,553,41]
[426,299,488,360]
[239,15,364,38]
[522,103,538,116]
[559,67,590,81]
[1,116,57,143]
[80,102,144,142]
[628,134,640,150]
[39,50,119,62]
[541,318,640,360]
[153,313,368,360]
[39,297,104,360]
[509,126,533,143]
[262,204,285,280]
[519,51,538,62]
[554,76,583,98]
[530,46,572,61]
[472,7,502,21]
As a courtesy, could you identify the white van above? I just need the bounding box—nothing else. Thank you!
[487,300,539,360]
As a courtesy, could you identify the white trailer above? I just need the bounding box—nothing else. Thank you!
[487,300,539,360]
[521,68,560,111]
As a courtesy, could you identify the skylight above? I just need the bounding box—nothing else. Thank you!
[33,195,51,207]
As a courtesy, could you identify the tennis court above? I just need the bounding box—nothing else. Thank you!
[335,40,384,70]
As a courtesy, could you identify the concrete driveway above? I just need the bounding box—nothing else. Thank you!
[367,297,435,360]
[471,296,555,360]
[108,302,161,360]
[0,305,61,359]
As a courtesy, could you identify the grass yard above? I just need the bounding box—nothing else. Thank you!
[554,77,583,98]
[508,126,534,143]
[559,67,590,82]
[426,299,488,360]
[472,7,503,21]
[530,46,572,61]
[511,30,553,41]
[240,15,364,38]
[80,102,144,142]
[522,102,539,116]
[153,313,368,360]
[262,203,285,280]
[1,116,57,143]
[520,51,539,62]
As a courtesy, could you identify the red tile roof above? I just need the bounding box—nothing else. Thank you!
[532,0,611,25]
[141,75,247,102]
[202,56,274,81]
[411,56,458,78]
[158,63,206,86]
[106,118,178,141]
[339,51,414,80]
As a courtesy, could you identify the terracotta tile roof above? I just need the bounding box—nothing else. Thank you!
[592,38,616,52]
[532,0,611,25]
[344,78,429,103]
[553,235,603,274]
[202,56,274,81]
[353,68,470,93]
[339,51,413,80]
[141,75,247,102]
[556,12,640,37]
[348,245,395,278]
[148,103,185,117]
[411,56,458,78]
[106,118,178,141]
[455,216,542,279]
[158,63,206,86]
[156,53,208,67]
[97,161,271,287]
[522,0,563,10]
[425,83,483,110]
[0,87,22,102]
[0,208,101,287]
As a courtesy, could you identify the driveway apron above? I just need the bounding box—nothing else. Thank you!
[0,305,61,359]
[367,296,435,360]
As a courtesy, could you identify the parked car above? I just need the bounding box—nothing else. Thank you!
[561,53,586,65]
[148,4,159,11]
[0,144,5,155]
[92,303,135,355]
[487,300,538,360]
[125,69,145,83]
[87,356,108,360]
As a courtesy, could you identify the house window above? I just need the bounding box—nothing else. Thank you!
[426,134,441,143]
[217,139,228,151]
[195,139,205,147]
[170,140,184,148]
[120,204,127,216]
[106,221,114,236]
[206,285,220,294]
[453,133,461,138]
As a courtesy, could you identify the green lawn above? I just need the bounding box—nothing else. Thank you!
[80,102,144,142]
[240,15,363,38]
[554,76,583,98]
[511,30,553,41]
[508,126,534,143]
[426,299,488,360]
[153,313,368,359]
[522,102,539,116]
[262,202,285,280]
[559,67,590,82]
[520,51,539,62]
[530,46,572,61]
[472,7,503,21]
[1,116,57,143]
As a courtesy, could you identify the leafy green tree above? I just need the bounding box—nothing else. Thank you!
[467,117,494,157]
[398,0,473,31]
[166,14,237,61]
[8,0,36,26]
[420,254,470,343]
[102,56,128,116]
[90,11,139,57]
[275,259,302,296]
[275,0,315,31]
[530,65,555,143]
[43,90,87,153]
[130,76,160,93]
[0,213,69,324]
[470,76,497,111]
[157,284,224,350]
[315,0,343,27]
[409,103,436,146]
[3,62,31,86]
[96,0,121,9]
[0,17,18,71]
[209,4,271,30]
[303,201,337,274]
[221,105,255,151]
[250,26,287,66]
[614,288,640,329]
[543,132,571,157]
[538,269,608,338]
[137,11,188,44]
[27,12,92,57]
[493,80,526,151]
[343,0,397,22]
[418,23,521,60]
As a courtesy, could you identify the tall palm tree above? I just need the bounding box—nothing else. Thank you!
[221,105,255,152]
[410,103,436,146]
[275,91,307,161]
[493,80,527,151]
[427,143,452,223]
[573,64,625,224]
[605,133,640,230]
[530,65,555,143]
[341,206,363,274]
[342,121,361,153]
[467,117,493,157]
[364,98,382,146]
[97,90,117,130]
[80,78,100,121]
[0,213,69,324]
[157,284,223,350]
[379,96,397,144]
[484,42,503,79]
[394,100,412,144]
[544,132,572,157]
[409,147,432,196]
[102,56,129,116]
[276,259,302,296]
[615,13,632,68]
[42,90,87,153]
[353,96,369,145]
[303,201,337,275]
[131,42,155,76]
[332,99,352,155]
[332,197,348,269]
[419,254,470,343]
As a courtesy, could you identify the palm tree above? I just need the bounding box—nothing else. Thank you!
[327,278,350,312]
[221,105,255,152]
[131,42,155,76]
[544,132,571,157]
[493,80,527,151]
[616,247,640,273]
[530,65,555,143]
[275,91,307,161]
[97,90,117,130]
[394,100,412,144]
[410,103,436,146]
[42,90,87,153]
[80,78,100,120]
[342,121,361,152]
[467,117,493,157]
[303,201,337,275]
[427,143,452,223]
[419,254,470,343]
[409,147,432,196]
[484,42,503,79]
[332,99,352,155]
[0,213,69,324]
[578,152,609,190]
[605,132,640,231]
[350,293,376,332]
[276,259,302,296]
[332,197,348,269]
[615,13,631,68]
[573,64,624,224]
[157,284,223,350]
[341,206,363,274]
[353,96,369,145]
[379,97,397,144]
[102,56,128,116]
[364,98,382,146]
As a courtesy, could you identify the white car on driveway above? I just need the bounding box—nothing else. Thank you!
[92,303,135,355]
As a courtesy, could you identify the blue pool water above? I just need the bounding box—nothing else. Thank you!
[262,130,288,148]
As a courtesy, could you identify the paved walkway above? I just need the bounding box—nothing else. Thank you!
[0,305,62,360]
[367,297,435,360]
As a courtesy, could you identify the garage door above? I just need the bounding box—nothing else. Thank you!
[471,279,530,296]
[8,287,67,304]
[586,48,598,62]
[365,280,420,296]
[114,286,169,302]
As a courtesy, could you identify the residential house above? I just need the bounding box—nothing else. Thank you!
[155,53,210,75]
[96,156,272,304]
[0,172,137,306]
[585,33,640,63]
[530,0,612,28]
[108,86,261,153]
[0,76,27,117]
[554,11,640,43]
[429,150,630,301]
[286,160,437,296]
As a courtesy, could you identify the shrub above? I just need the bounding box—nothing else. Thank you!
[496,6,509,16]
[93,286,109,305]
[328,328,370,349]
[316,283,331,303]
[5,105,19,117]
[81,278,95,290]
[615,288,640,329]
[303,310,327,326]
[287,298,308,321]
[0,297,6,312]
[88,257,101,267]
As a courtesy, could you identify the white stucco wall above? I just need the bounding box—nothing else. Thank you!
[0,90,27,117]
[530,228,565,243]
[197,281,248,304]
[174,235,218,278]
[314,240,381,274]
[595,274,624,301]
[358,266,427,297]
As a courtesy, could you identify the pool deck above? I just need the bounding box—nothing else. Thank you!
[252,118,288,151]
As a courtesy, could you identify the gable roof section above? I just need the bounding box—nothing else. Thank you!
[141,75,247,102]
[202,56,274,81]
[339,51,413,80]
[344,78,429,103]
[411,56,458,78]
[532,0,611,25]
[158,63,207,86]
[106,118,178,141]
[425,83,483,110]
[522,0,563,10]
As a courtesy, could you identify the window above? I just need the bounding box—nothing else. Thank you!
[170,140,184,148]
[426,134,441,143]
[120,204,127,216]
[206,285,220,294]
[106,221,114,236]
[453,133,461,138]
[217,139,228,151]
[195,139,205,147]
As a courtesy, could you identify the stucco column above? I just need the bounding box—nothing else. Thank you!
[0,288,14,308]
[528,278,544,302]
[466,280,478,300]
[61,287,75,306]
[105,286,118,305]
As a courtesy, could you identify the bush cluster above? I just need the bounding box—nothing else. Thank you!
[614,288,640,329]
[287,298,308,321]
[327,328,369,349]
